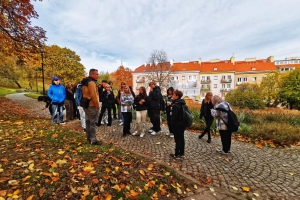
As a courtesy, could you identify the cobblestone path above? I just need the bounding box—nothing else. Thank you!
[6,93,300,200]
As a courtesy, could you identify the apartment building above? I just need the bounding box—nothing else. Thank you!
[274,57,300,72]
[132,56,277,101]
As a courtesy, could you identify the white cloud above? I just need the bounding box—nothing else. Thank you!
[32,0,300,73]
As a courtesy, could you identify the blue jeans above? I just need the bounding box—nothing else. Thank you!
[84,106,99,143]
[51,104,64,123]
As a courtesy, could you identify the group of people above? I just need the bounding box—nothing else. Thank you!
[46,69,233,157]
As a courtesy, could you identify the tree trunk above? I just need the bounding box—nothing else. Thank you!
[14,80,22,88]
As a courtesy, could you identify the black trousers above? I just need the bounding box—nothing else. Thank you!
[98,106,112,126]
[148,109,161,132]
[122,112,132,134]
[166,111,173,133]
[112,103,117,118]
[203,116,214,139]
[219,130,232,153]
[173,127,185,156]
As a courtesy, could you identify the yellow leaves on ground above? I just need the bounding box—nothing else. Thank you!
[232,186,238,190]
[289,172,294,176]
[147,164,154,171]
[139,169,145,176]
[57,149,65,155]
[242,186,250,192]
[28,163,34,171]
[256,142,263,148]
[83,166,95,173]
[111,185,121,192]
[26,195,34,200]
[225,158,230,162]
[126,190,139,200]
[39,187,46,197]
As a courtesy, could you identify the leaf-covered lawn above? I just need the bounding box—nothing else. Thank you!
[0,98,198,199]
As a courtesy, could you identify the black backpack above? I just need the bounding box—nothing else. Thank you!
[182,104,193,128]
[215,102,239,132]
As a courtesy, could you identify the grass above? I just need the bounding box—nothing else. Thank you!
[24,92,42,99]
[187,101,300,146]
[0,87,17,97]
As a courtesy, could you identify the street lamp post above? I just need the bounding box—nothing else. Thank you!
[35,69,38,93]
[40,48,45,96]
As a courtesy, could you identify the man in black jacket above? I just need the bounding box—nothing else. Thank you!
[170,89,186,158]
[147,82,163,135]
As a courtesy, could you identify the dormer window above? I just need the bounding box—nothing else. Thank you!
[252,68,256,70]
[214,68,217,71]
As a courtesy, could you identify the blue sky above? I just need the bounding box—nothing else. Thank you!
[31,0,300,73]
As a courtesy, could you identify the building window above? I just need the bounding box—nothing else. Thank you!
[214,68,217,71]
[182,76,185,80]
[214,84,217,88]
[227,75,231,79]
[193,75,196,80]
[207,76,210,80]
[227,84,231,88]
[237,77,242,82]
[171,77,174,80]
[243,77,248,82]
[222,84,225,88]
[214,76,218,80]
[222,75,226,80]
[189,76,192,80]
[252,77,257,82]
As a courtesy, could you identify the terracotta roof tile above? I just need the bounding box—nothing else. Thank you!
[234,59,277,72]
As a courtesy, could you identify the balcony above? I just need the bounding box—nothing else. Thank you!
[220,88,231,92]
[201,79,211,84]
[221,79,232,83]
[200,88,211,92]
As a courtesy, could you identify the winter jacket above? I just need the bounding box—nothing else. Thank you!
[134,94,147,111]
[47,84,66,104]
[199,99,214,119]
[171,99,186,128]
[120,92,134,112]
[211,101,231,130]
[75,84,83,106]
[98,85,105,102]
[100,90,115,108]
[81,77,100,109]
[147,86,163,110]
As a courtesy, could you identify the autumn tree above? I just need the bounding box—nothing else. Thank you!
[145,49,171,91]
[0,53,23,88]
[110,65,133,88]
[226,83,265,110]
[98,71,111,83]
[279,69,300,109]
[260,71,285,107]
[0,0,47,61]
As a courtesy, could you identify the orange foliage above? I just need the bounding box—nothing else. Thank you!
[110,66,133,88]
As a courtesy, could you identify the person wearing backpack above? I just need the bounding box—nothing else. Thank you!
[199,92,214,143]
[165,87,174,138]
[211,95,233,154]
[169,89,186,158]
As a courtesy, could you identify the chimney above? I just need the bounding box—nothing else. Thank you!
[267,56,274,62]
[198,58,202,65]
[170,59,174,66]
[230,56,235,64]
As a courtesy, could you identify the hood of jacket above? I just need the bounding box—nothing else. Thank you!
[174,98,186,106]
[81,77,96,86]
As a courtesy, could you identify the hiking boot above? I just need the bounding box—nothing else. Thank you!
[207,138,211,143]
[169,154,181,159]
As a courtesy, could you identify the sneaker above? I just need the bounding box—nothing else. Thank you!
[119,122,123,126]
[119,119,122,122]
[216,148,228,155]
[169,154,181,159]
[105,120,108,124]
[170,134,174,138]
[83,128,86,133]
[132,131,138,136]
[101,121,105,125]
[165,132,170,136]
[151,131,158,135]
[140,133,145,138]
[91,141,102,145]
[60,122,66,125]
[148,129,154,133]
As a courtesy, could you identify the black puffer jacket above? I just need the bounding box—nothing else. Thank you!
[171,99,186,128]
[100,90,115,108]
[147,86,162,110]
